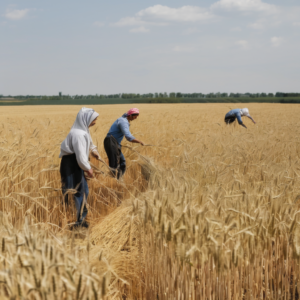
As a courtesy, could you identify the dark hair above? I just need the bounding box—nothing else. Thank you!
[130,113,139,116]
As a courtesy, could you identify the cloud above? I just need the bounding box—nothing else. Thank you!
[114,5,215,27]
[115,17,149,27]
[130,26,150,33]
[94,21,105,27]
[211,0,278,14]
[173,46,196,53]
[271,36,283,47]
[248,20,265,30]
[236,40,249,49]
[136,5,215,22]
[293,22,300,27]
[5,8,30,20]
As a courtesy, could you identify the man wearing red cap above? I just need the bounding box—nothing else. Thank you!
[104,108,144,179]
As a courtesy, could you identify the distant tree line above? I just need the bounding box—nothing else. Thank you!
[0,92,299,100]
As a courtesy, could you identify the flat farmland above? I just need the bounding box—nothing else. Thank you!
[1,103,300,299]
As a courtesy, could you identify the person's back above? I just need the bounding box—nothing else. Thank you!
[225,109,242,123]
[107,115,134,145]
[225,108,241,117]
[60,129,91,169]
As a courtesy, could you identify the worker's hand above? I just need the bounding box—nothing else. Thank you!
[86,169,94,178]
[91,151,100,159]
[131,139,144,146]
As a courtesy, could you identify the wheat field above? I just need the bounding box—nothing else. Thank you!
[0,103,300,299]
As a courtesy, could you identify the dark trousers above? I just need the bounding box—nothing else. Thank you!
[224,116,236,124]
[60,154,89,224]
[104,136,126,179]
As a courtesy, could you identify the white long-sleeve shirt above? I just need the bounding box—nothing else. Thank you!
[59,129,99,170]
[59,108,99,171]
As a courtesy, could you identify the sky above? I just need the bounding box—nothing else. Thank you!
[1,0,300,95]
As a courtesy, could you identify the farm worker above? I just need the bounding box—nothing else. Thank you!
[224,108,256,129]
[104,108,144,179]
[59,107,101,228]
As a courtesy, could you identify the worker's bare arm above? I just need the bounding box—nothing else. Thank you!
[248,116,256,124]
[131,139,144,146]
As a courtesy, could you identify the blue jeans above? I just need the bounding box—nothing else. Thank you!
[119,151,126,175]
[60,154,89,225]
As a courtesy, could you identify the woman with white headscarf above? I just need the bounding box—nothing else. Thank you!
[224,108,256,129]
[59,107,100,228]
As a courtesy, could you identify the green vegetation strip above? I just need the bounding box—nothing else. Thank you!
[0,97,300,106]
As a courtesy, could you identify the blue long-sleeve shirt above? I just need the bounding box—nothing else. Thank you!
[106,115,135,145]
[225,109,243,124]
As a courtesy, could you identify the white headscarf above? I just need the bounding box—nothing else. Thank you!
[241,108,250,117]
[71,107,99,132]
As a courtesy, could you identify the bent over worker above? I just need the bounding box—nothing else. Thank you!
[224,108,256,129]
[59,107,101,228]
[104,108,144,179]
